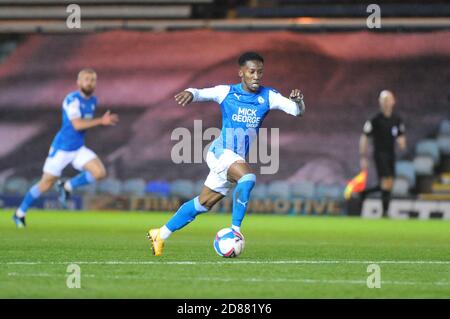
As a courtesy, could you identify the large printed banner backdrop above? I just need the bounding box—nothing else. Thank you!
[0,30,449,185]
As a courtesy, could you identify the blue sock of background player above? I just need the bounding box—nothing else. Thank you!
[16,184,41,217]
[57,171,96,208]
[63,171,96,193]
[17,171,96,216]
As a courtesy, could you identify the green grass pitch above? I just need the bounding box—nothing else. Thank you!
[0,209,449,298]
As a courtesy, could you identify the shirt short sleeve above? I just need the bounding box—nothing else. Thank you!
[363,119,373,136]
[63,96,81,120]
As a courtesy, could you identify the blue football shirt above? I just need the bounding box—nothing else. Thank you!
[187,83,303,158]
[50,91,97,152]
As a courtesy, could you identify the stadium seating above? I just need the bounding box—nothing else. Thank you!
[193,180,205,195]
[439,119,450,135]
[314,184,345,200]
[395,160,416,188]
[3,177,29,195]
[407,119,450,196]
[413,156,434,176]
[267,180,291,199]
[391,177,410,197]
[78,182,97,195]
[169,179,195,199]
[96,178,122,195]
[145,180,170,197]
[415,139,440,166]
[437,135,450,155]
[436,119,450,172]
[251,183,268,200]
[413,155,435,193]
[291,181,315,199]
[121,178,146,196]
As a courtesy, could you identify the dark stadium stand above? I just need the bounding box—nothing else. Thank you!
[414,120,450,199]
[0,0,448,32]
[0,0,215,18]
[237,0,450,18]
[0,0,225,32]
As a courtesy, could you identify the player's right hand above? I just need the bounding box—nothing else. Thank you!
[174,91,193,107]
[101,110,119,126]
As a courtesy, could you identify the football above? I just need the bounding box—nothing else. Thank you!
[213,228,245,258]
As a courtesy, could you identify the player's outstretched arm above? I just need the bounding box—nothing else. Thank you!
[269,89,305,117]
[175,85,230,107]
[71,110,119,131]
[359,134,370,171]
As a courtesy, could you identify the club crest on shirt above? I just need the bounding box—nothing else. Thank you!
[257,96,265,104]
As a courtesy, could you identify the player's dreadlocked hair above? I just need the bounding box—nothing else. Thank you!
[238,52,264,66]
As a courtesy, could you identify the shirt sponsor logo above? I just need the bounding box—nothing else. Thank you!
[232,107,261,128]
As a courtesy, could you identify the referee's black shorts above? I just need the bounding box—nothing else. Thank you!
[374,152,395,179]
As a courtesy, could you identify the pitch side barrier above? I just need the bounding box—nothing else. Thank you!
[1,194,449,220]
[0,194,83,210]
[83,195,345,216]
[0,193,344,216]
[361,198,450,220]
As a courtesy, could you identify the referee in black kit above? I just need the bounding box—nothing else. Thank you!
[359,90,407,216]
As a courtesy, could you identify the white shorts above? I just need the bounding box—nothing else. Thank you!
[204,149,245,195]
[43,146,97,177]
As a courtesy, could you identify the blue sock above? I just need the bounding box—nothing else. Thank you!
[165,196,208,232]
[69,171,96,190]
[18,184,41,214]
[232,174,256,228]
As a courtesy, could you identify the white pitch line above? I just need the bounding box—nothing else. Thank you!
[2,260,450,265]
[7,272,96,278]
[6,272,449,286]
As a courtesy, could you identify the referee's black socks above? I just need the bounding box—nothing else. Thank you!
[381,190,391,217]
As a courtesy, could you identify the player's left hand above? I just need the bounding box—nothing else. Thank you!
[289,89,304,102]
